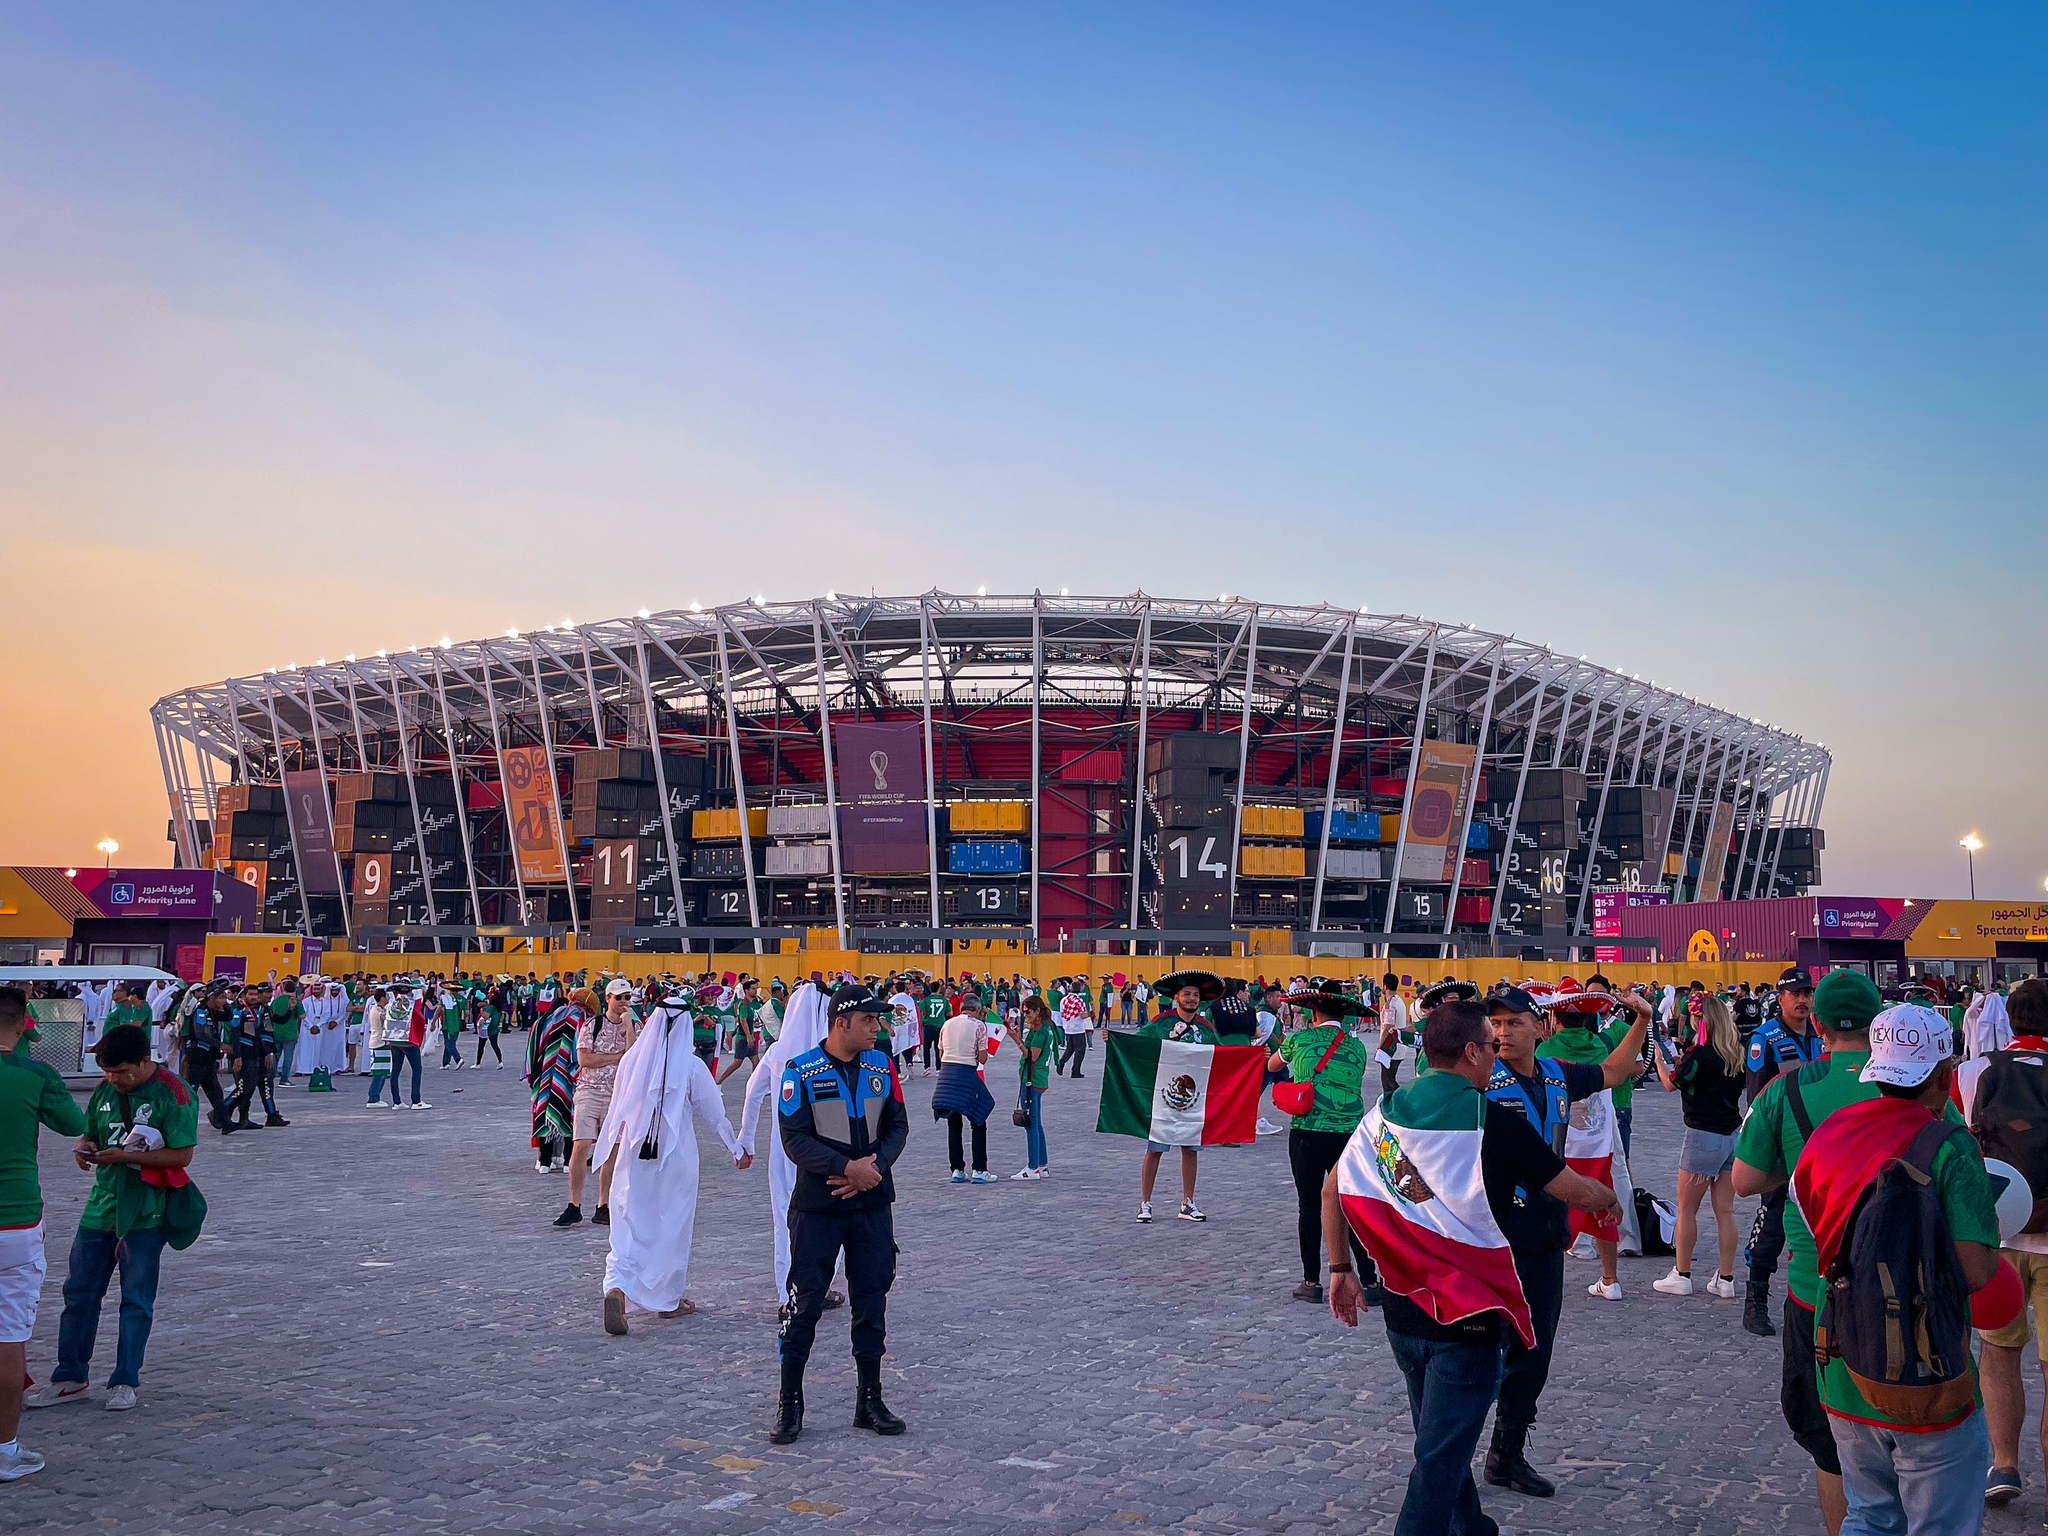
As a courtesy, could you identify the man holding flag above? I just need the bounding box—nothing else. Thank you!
[1325,999,1618,1536]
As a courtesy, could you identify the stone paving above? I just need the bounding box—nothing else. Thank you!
[8,1040,2027,1534]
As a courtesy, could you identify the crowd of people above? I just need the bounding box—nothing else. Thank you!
[2,956,2041,1536]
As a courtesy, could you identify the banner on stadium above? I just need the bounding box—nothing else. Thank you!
[1398,741,1479,884]
[1593,888,1669,964]
[501,745,567,882]
[283,769,341,894]
[836,722,929,875]
[1696,799,1737,899]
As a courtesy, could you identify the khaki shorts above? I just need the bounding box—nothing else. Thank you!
[572,1095,611,1143]
[1981,1249,2048,1359]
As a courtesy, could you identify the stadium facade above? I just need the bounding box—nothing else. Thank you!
[150,593,1829,956]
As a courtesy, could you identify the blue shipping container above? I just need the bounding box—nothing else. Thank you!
[1466,823,1491,851]
[1305,810,1380,844]
[948,840,1026,875]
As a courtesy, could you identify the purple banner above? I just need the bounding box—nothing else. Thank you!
[284,770,341,894]
[835,722,929,875]
[75,868,218,919]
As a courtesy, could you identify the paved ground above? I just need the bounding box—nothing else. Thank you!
[8,1039,2035,1534]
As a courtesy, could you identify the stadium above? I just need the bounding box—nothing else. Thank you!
[148,592,1830,958]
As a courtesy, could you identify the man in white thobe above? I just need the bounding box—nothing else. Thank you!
[740,982,839,1308]
[596,994,749,1335]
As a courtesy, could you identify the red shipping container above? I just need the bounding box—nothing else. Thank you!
[468,779,505,811]
[1459,858,1491,888]
[1369,775,1407,799]
[1455,895,1493,925]
[1059,748,1124,782]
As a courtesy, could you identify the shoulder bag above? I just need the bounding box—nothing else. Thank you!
[1272,1031,1345,1118]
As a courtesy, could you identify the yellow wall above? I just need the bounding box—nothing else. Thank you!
[1903,899,2048,958]
[203,932,307,982]
[320,945,1786,993]
[0,870,73,941]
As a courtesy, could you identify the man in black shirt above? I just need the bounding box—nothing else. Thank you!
[1325,1000,1618,1536]
[773,984,910,1445]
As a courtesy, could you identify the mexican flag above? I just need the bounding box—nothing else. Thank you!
[1562,1087,1621,1243]
[1337,1073,1536,1347]
[1097,1034,1264,1146]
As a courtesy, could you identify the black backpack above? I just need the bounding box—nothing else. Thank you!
[1971,1048,2048,1238]
[1813,1119,1977,1429]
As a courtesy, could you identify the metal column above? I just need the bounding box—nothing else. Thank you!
[714,619,763,953]
[301,675,355,946]
[1488,668,1558,940]
[425,658,483,933]
[1123,601,1155,956]
[386,664,446,951]
[918,600,942,959]
[1029,596,1043,949]
[1307,616,1358,936]
[1572,685,1641,935]
[1380,626,1440,945]
[810,608,849,948]
[631,624,690,936]
[1225,607,1259,921]
[525,646,581,945]
[476,646,532,932]
[1440,646,1505,952]
[254,686,317,940]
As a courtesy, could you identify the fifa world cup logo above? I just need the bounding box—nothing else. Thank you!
[869,751,889,792]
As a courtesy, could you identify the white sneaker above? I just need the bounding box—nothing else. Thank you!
[0,1442,44,1480]
[1705,1276,1741,1299]
[1255,1117,1284,1136]
[103,1386,137,1412]
[1566,1238,1596,1261]
[1652,1269,1693,1297]
[22,1381,89,1410]
[535,1160,550,1173]
[1010,1168,1037,1181]
[410,1101,430,1110]
[388,1100,406,1110]
[1178,1201,1206,1223]
[1588,1279,1622,1301]
[1136,1201,1154,1223]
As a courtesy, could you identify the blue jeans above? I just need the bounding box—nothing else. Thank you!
[1616,1105,1633,1160]
[1831,1409,1990,1536]
[1024,1087,1047,1170]
[388,1044,423,1104]
[1385,1328,1503,1536]
[275,1039,298,1081]
[54,1225,166,1389]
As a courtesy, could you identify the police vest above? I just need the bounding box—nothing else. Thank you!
[1746,1018,1823,1079]
[1486,1056,1571,1156]
[783,1046,894,1153]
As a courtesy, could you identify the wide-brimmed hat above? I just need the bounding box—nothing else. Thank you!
[1546,978,1610,1016]
[1156,970,1225,1001]
[1287,985,1371,1020]
[1418,980,1479,1010]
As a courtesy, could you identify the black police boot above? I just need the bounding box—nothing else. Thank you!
[1483,1420,1556,1498]
[852,1356,905,1436]
[1743,1281,1776,1338]
[769,1360,805,1445]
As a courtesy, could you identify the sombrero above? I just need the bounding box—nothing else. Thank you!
[1286,985,1372,1019]
[1418,980,1479,1010]
[1156,970,1226,1002]
[1546,978,1610,1016]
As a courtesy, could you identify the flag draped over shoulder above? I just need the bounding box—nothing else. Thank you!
[1563,1089,1620,1242]
[1097,1033,1263,1146]
[1337,1072,1535,1348]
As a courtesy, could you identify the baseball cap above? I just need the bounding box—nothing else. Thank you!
[829,983,883,1020]
[1814,970,1883,1031]
[1488,986,1543,1018]
[605,978,634,997]
[1859,1005,1954,1088]
[1777,966,1816,993]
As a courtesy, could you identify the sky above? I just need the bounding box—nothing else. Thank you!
[1,4,2042,897]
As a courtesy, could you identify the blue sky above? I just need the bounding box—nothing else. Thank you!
[1,4,2042,894]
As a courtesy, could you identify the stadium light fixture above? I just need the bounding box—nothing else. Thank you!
[440,637,452,648]
[64,868,77,878]
[345,654,355,662]
[825,591,836,601]
[689,603,701,613]
[1962,834,1984,899]
[96,838,119,867]
[753,595,764,605]
[977,586,987,596]
[636,608,650,619]
[507,628,520,638]
[316,658,325,667]
[377,649,387,658]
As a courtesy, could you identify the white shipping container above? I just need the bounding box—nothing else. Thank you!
[1319,848,1382,880]
[767,804,833,838]
[765,842,834,876]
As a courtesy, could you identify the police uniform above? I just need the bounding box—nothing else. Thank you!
[1740,976,1823,1330]
[772,985,909,1444]
[1479,989,1612,1498]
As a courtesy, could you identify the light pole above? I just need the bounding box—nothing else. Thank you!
[96,838,119,869]
[1961,835,1982,900]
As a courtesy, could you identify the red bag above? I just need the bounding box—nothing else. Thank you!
[1272,1032,1345,1118]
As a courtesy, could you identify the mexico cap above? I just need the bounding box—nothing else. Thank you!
[1859,1004,1954,1088]
[1813,970,1882,1031]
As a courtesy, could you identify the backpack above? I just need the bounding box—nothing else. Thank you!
[1813,1119,1977,1428]
[1633,1188,1677,1256]
[1970,1048,2048,1236]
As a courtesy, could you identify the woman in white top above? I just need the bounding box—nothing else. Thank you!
[933,1010,995,1184]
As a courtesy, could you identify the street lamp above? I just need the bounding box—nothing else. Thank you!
[96,838,119,869]
[1961,835,1983,900]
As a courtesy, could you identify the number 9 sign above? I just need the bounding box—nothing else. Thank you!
[357,854,386,898]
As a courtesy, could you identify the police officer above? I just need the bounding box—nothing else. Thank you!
[1739,966,1821,1336]
[772,983,909,1445]
[1480,984,1645,1498]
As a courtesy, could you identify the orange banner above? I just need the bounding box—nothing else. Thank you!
[1398,740,1478,884]
[502,745,567,882]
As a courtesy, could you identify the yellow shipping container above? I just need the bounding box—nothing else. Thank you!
[1248,927,1294,956]
[952,800,1029,833]
[1277,846,1306,877]
[1379,814,1402,844]
[692,808,769,840]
